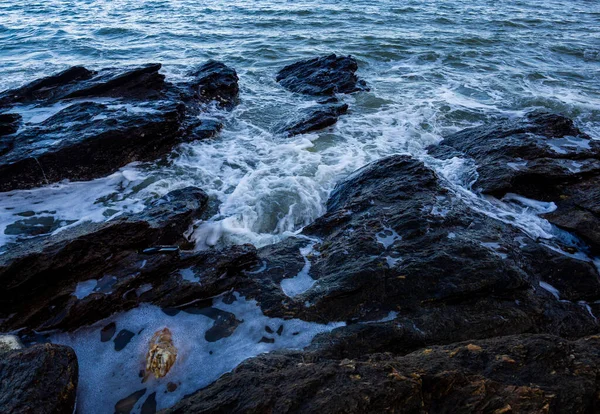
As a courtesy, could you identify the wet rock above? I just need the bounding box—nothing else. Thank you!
[276,54,368,96]
[0,187,209,331]
[248,155,600,355]
[0,64,165,108]
[280,101,348,136]
[0,344,78,414]
[163,334,600,414]
[429,112,600,252]
[0,101,185,191]
[0,113,21,138]
[0,66,95,108]
[0,61,240,191]
[189,60,239,110]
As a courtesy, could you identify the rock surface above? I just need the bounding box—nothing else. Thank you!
[0,187,215,332]
[276,54,368,96]
[0,61,239,191]
[163,334,600,414]
[280,99,348,136]
[429,111,600,252]
[0,344,78,414]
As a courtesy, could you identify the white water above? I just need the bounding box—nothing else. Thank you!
[51,293,344,413]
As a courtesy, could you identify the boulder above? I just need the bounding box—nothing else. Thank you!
[0,344,78,414]
[280,99,348,136]
[276,54,368,96]
[189,60,239,110]
[429,112,600,252]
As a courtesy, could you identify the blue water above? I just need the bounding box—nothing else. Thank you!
[0,0,599,248]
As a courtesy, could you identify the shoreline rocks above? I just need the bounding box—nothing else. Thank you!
[276,54,368,96]
[0,61,239,192]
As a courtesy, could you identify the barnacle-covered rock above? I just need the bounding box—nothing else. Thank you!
[144,328,177,381]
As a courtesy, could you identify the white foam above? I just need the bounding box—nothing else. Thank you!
[51,293,344,413]
[74,279,98,300]
[281,243,317,297]
[376,225,401,249]
[539,281,560,299]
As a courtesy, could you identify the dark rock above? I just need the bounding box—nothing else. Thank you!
[163,334,600,414]
[429,112,600,252]
[247,155,600,356]
[280,102,348,136]
[0,101,185,191]
[114,329,136,351]
[0,64,165,108]
[0,66,95,108]
[0,344,78,414]
[189,60,239,110]
[0,113,21,138]
[0,187,209,331]
[276,54,368,96]
[101,322,117,342]
[115,389,147,414]
[0,61,240,191]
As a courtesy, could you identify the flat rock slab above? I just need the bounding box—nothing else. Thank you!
[276,54,368,96]
[0,344,78,414]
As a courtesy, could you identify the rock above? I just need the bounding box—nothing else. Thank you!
[0,61,240,191]
[189,60,239,110]
[429,112,600,252]
[247,155,600,356]
[276,54,368,96]
[0,66,95,108]
[280,101,348,136]
[0,64,165,108]
[0,113,21,138]
[0,344,78,414]
[0,101,184,191]
[0,187,210,331]
[163,334,600,414]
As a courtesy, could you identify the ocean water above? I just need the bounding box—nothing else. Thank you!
[2,1,600,412]
[0,0,599,249]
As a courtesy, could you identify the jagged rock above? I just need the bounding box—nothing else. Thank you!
[0,64,165,108]
[0,61,241,191]
[0,66,95,108]
[0,344,78,414]
[163,334,600,414]
[0,101,184,191]
[189,60,239,110]
[280,101,348,136]
[246,155,600,357]
[276,54,368,96]
[0,113,21,138]
[429,112,600,252]
[0,187,210,331]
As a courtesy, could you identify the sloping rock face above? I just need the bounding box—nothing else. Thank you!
[0,61,239,191]
[279,99,348,137]
[276,54,368,96]
[0,344,78,414]
[163,334,600,414]
[429,112,600,253]
[163,150,600,412]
